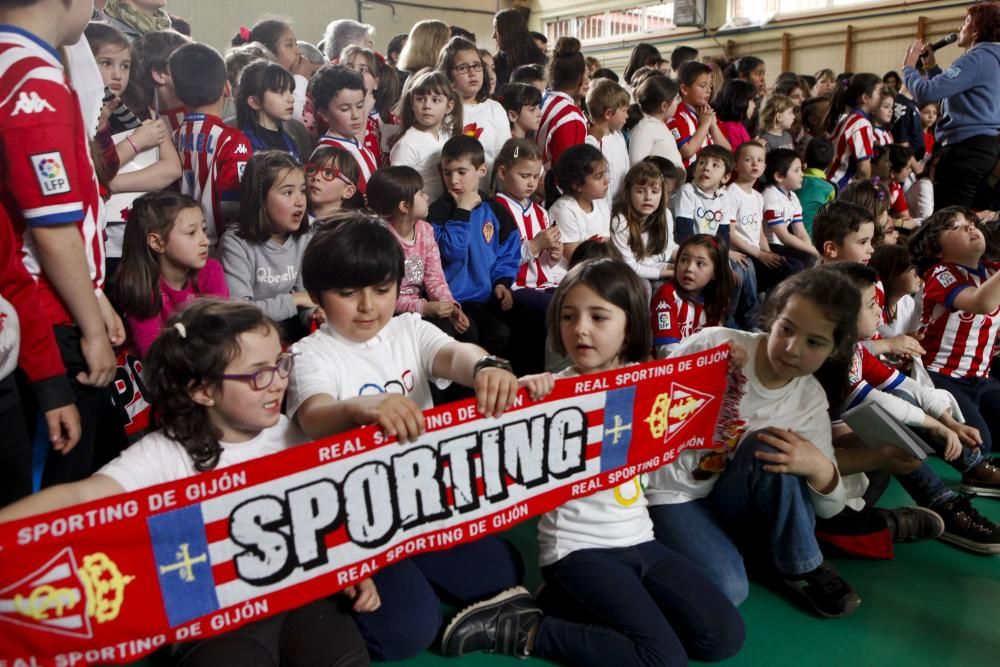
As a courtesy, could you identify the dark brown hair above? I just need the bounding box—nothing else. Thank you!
[673,234,734,325]
[548,258,652,363]
[236,151,308,243]
[114,191,204,320]
[757,267,859,414]
[145,299,278,471]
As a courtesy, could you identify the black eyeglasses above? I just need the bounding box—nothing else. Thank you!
[452,62,483,75]
[221,353,296,390]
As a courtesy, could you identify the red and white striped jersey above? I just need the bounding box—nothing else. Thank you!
[317,134,378,195]
[872,126,894,148]
[651,281,709,355]
[827,109,876,189]
[363,112,383,167]
[155,105,186,133]
[495,193,558,290]
[536,91,587,168]
[762,186,803,246]
[0,26,105,326]
[668,104,713,168]
[845,343,905,410]
[919,262,1000,378]
[175,113,251,247]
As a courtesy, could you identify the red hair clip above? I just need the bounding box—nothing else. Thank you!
[239,26,251,41]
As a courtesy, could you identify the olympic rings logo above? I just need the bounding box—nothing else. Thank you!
[358,370,416,396]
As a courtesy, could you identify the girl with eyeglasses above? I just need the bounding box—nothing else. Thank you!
[437,36,512,183]
[305,145,363,221]
[0,299,374,665]
[221,151,319,344]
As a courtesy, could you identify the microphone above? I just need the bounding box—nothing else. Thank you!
[928,32,958,51]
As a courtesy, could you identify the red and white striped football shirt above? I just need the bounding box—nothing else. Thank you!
[668,104,713,168]
[175,113,251,247]
[495,193,558,290]
[536,91,587,168]
[827,109,876,189]
[0,26,105,326]
[317,134,378,195]
[920,262,1000,378]
[872,126,894,148]
[651,281,709,355]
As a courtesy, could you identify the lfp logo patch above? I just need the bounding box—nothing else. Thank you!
[31,152,71,196]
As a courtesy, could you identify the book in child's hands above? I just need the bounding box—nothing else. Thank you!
[841,402,934,460]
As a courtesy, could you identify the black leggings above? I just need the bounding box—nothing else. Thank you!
[176,597,369,667]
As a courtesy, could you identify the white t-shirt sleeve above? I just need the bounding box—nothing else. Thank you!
[673,184,697,222]
[97,432,192,493]
[389,134,419,167]
[412,316,457,381]
[286,332,345,418]
[549,198,586,243]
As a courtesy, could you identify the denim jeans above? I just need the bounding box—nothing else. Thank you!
[727,259,759,331]
[651,430,826,588]
[926,371,1000,458]
[649,499,749,605]
[533,540,744,667]
[355,536,523,660]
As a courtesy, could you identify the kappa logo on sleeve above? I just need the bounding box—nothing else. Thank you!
[11,91,55,115]
[31,152,71,196]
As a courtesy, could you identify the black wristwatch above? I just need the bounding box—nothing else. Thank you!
[473,355,514,378]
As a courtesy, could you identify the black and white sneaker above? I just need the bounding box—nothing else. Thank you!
[783,563,861,618]
[441,586,543,658]
[877,506,945,543]
[934,496,1000,555]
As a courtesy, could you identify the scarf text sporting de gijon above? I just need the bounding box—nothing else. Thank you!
[0,345,735,667]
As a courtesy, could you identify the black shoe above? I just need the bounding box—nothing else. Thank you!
[441,587,542,657]
[934,496,1000,555]
[783,563,861,618]
[960,459,1000,497]
[877,506,945,543]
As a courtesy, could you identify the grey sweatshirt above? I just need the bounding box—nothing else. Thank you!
[220,230,313,321]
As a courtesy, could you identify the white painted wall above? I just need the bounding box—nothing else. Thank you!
[164,0,504,54]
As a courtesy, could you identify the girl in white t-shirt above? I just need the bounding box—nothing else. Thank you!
[437,36,512,179]
[389,69,462,202]
[547,143,611,273]
[647,268,861,618]
[610,160,678,282]
[286,214,529,661]
[441,258,744,663]
[0,300,372,664]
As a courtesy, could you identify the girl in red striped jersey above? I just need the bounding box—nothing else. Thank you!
[909,207,1000,497]
[824,73,883,187]
[650,235,733,358]
[536,37,589,169]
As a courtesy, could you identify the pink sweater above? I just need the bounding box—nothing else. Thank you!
[385,220,455,314]
[128,258,229,357]
[718,120,751,151]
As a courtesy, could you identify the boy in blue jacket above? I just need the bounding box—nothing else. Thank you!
[428,135,522,362]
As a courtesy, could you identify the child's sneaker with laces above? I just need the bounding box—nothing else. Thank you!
[782,563,861,618]
[933,496,1000,554]
[960,459,1000,497]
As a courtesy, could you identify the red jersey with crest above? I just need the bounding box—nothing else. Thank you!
[495,193,557,290]
[668,104,713,168]
[175,113,251,247]
[651,282,710,354]
[318,134,378,195]
[827,110,876,189]
[845,343,905,410]
[537,91,586,168]
[920,262,1000,378]
[0,26,105,326]
[363,112,383,166]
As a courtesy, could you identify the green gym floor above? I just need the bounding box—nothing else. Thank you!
[133,458,1000,667]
